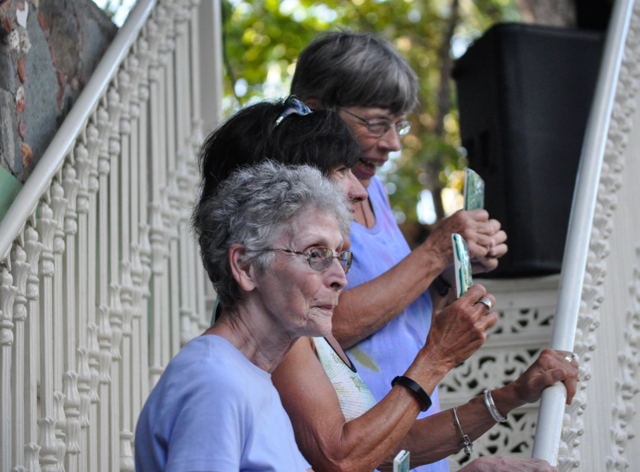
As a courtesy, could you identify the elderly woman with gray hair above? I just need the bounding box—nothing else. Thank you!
[134,161,352,471]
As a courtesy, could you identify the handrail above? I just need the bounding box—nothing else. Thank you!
[0,0,156,261]
[532,0,635,464]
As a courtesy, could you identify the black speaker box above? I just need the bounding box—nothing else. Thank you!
[453,23,604,277]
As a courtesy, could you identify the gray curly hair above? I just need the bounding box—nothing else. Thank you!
[192,161,352,308]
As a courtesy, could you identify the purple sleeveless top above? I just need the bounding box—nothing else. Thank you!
[345,176,449,472]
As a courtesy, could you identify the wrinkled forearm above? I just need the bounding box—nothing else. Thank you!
[379,393,519,470]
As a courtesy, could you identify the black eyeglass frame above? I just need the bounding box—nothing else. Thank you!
[274,96,313,127]
[340,108,412,138]
[267,247,353,274]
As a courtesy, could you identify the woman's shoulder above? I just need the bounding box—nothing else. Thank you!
[368,176,387,199]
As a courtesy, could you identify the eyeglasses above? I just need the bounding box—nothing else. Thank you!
[340,108,412,138]
[274,96,313,127]
[268,247,353,274]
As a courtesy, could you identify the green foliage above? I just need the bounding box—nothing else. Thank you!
[223,0,520,227]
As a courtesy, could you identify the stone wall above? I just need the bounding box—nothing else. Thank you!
[0,0,117,182]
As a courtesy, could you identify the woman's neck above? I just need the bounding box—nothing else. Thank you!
[354,198,376,229]
[204,302,298,373]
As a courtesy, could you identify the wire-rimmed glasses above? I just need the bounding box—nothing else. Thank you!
[267,246,353,274]
[340,108,412,138]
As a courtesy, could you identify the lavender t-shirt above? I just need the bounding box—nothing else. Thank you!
[346,176,449,472]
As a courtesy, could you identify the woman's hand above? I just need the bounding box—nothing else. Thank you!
[421,284,498,372]
[493,349,580,414]
[421,209,507,273]
[460,456,558,472]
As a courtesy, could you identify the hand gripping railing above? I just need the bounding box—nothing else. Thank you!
[532,0,636,467]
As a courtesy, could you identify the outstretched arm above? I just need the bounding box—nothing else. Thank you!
[273,285,497,472]
[332,209,506,349]
[378,349,579,470]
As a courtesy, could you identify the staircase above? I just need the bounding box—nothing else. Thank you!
[0,1,222,470]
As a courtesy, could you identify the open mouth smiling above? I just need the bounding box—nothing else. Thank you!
[357,157,383,174]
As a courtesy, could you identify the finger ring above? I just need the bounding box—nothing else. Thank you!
[564,352,577,363]
[476,297,492,310]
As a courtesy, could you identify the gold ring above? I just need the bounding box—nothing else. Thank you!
[476,297,492,310]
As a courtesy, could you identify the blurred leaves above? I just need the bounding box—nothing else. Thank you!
[222,0,520,228]
[98,0,521,227]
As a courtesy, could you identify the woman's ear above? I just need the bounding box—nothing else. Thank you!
[304,97,323,110]
[229,244,257,292]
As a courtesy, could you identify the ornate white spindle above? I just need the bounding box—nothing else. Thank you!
[119,261,135,472]
[126,54,143,435]
[97,304,112,472]
[118,64,137,471]
[138,222,152,399]
[148,202,167,385]
[73,140,92,472]
[1,265,17,470]
[136,32,153,404]
[24,441,42,472]
[95,102,113,472]
[87,322,100,472]
[11,241,30,469]
[37,416,58,472]
[129,243,143,425]
[187,227,200,339]
[87,124,102,472]
[167,173,182,356]
[62,160,81,472]
[50,179,69,472]
[107,83,125,471]
[37,198,59,471]
[189,0,204,146]
[24,225,43,468]
[146,14,164,387]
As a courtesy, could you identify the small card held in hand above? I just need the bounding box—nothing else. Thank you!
[452,233,473,298]
[393,450,410,472]
[463,168,485,211]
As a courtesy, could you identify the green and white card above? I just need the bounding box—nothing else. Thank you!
[393,450,410,472]
[463,168,485,211]
[452,233,473,298]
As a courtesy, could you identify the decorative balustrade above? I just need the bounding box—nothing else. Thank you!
[530,0,640,470]
[0,0,222,470]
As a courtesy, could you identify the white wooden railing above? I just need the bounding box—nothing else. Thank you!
[530,0,640,469]
[0,0,222,470]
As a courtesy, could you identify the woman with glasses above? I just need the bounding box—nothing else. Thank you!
[197,99,574,472]
[134,161,351,471]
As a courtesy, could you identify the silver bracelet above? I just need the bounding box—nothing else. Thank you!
[483,389,508,423]
[452,407,473,457]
